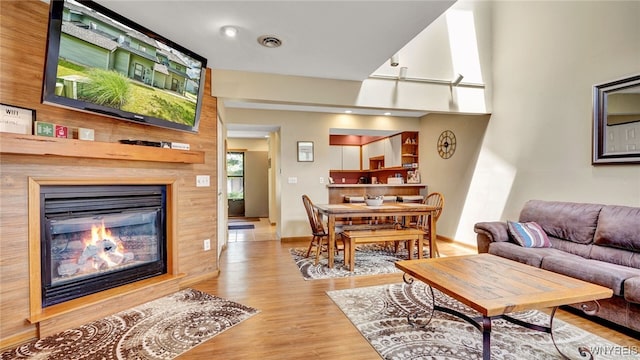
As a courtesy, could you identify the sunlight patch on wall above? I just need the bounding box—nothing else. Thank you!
[446,9,483,84]
[454,148,516,245]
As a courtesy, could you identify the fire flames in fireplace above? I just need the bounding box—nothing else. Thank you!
[57,221,135,277]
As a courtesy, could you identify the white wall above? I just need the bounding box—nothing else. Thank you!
[447,0,640,246]
[419,113,490,242]
[227,138,269,151]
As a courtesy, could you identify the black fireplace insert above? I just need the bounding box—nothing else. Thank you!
[40,185,167,307]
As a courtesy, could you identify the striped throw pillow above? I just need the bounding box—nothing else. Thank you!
[507,221,552,248]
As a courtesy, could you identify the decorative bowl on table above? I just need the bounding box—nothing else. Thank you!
[365,195,384,206]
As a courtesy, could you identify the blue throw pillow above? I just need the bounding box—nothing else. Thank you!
[507,221,552,248]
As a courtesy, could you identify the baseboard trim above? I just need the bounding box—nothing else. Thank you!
[437,234,478,251]
[0,329,38,352]
[180,271,220,287]
[281,236,310,243]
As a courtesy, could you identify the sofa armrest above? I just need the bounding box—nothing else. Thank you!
[474,221,509,253]
[624,276,640,304]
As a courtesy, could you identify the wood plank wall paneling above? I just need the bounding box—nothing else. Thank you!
[0,0,218,348]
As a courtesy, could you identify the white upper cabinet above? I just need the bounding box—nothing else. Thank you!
[329,145,360,170]
[367,138,385,157]
[329,146,343,170]
[342,146,360,170]
[361,144,369,170]
[385,134,402,168]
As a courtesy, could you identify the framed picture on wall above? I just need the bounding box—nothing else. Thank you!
[0,103,35,135]
[297,141,314,162]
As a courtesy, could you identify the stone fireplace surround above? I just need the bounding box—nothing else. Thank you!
[27,177,184,337]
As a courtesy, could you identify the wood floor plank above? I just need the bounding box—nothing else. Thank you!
[181,222,639,359]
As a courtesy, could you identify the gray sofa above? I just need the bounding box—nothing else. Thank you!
[474,199,640,333]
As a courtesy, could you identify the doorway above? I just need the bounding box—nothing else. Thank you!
[227,151,245,217]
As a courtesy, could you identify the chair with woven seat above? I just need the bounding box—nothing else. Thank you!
[416,192,444,257]
[302,194,345,265]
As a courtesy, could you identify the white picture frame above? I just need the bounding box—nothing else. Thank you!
[297,141,314,162]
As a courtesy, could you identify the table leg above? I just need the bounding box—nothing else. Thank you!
[548,305,595,360]
[429,210,435,258]
[403,273,493,359]
[482,317,492,360]
[408,238,414,260]
[328,215,335,268]
[403,274,436,328]
[349,237,355,271]
[499,303,597,360]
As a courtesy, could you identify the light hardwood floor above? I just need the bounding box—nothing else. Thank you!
[182,219,639,359]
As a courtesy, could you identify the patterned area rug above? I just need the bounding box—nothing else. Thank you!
[1,288,259,360]
[328,282,639,360]
[290,244,429,280]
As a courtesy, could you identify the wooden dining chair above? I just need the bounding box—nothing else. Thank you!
[416,192,444,257]
[302,195,344,265]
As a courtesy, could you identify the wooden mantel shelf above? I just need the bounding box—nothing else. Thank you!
[0,133,205,164]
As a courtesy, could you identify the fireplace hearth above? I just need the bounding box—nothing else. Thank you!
[40,185,167,307]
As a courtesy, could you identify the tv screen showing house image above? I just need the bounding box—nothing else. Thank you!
[42,0,208,133]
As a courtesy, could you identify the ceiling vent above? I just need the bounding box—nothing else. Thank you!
[258,35,282,48]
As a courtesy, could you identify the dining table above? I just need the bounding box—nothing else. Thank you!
[312,202,439,268]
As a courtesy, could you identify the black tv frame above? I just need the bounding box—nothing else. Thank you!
[42,0,208,133]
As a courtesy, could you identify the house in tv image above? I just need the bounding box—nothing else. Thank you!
[54,0,200,124]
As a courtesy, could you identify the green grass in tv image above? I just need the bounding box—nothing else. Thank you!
[83,69,131,109]
[56,60,196,126]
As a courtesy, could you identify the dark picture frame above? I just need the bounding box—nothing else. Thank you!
[592,74,640,164]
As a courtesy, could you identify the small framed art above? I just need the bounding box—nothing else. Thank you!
[297,141,314,162]
[1,103,35,135]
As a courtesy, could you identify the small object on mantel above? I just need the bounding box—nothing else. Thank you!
[34,121,55,137]
[169,142,190,150]
[54,124,68,138]
[119,139,163,147]
[78,127,95,141]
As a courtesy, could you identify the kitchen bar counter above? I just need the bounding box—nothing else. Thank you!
[327,183,426,204]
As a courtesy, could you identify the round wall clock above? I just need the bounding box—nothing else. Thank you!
[437,130,456,159]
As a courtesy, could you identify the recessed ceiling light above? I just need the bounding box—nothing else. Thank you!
[345,110,353,114]
[220,25,238,38]
[384,112,392,116]
[258,35,282,48]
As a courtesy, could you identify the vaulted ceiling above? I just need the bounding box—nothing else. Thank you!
[93,0,457,137]
[96,1,455,81]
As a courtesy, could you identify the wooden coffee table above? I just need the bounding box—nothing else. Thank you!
[395,254,613,360]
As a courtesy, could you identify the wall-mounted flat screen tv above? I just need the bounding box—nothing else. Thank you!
[42,0,207,133]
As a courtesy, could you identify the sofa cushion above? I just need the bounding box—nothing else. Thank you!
[541,255,640,296]
[547,236,593,258]
[488,242,563,268]
[594,205,640,252]
[519,200,603,244]
[624,277,640,304]
[507,221,551,248]
[589,244,640,269]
